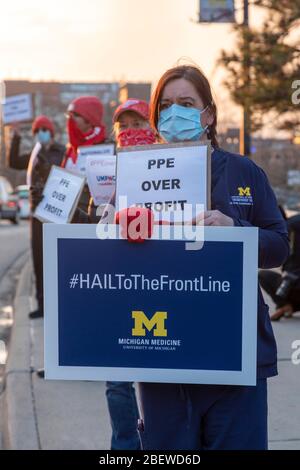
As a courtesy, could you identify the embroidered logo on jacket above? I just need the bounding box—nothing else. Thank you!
[230,187,253,205]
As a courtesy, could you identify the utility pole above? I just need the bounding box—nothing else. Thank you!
[240,0,251,156]
[0,81,6,169]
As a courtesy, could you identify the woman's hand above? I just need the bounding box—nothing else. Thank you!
[114,207,154,242]
[190,210,234,227]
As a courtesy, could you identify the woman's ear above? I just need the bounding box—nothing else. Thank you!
[205,107,215,126]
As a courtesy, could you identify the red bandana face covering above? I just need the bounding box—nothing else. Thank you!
[66,117,106,163]
[117,128,156,147]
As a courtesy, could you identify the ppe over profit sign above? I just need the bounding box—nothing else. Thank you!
[116,142,211,222]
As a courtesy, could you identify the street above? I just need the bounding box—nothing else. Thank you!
[0,219,30,371]
[264,294,300,449]
[0,220,30,448]
[0,220,30,279]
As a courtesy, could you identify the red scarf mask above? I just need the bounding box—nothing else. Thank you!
[117,128,156,147]
[66,117,106,163]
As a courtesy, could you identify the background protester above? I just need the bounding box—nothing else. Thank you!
[75,99,155,449]
[7,116,65,319]
[78,98,156,223]
[63,96,107,216]
[113,98,156,147]
[104,98,156,451]
[259,212,300,321]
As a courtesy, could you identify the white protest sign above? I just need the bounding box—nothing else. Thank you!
[287,170,300,186]
[116,142,211,222]
[3,94,33,124]
[34,166,85,224]
[86,155,116,206]
[65,144,115,176]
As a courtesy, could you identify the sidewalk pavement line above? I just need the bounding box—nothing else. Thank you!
[0,249,30,287]
[3,260,40,450]
[29,317,42,450]
[269,438,300,442]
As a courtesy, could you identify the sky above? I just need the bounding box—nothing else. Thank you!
[0,1,260,81]
[0,0,265,129]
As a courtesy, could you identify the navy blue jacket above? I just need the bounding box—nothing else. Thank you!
[211,148,289,378]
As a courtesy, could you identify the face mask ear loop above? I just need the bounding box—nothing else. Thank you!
[200,105,208,115]
[201,100,214,136]
[199,105,209,136]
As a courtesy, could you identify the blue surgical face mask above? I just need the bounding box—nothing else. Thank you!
[158,103,208,143]
[36,129,52,145]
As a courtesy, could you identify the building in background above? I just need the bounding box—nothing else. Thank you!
[0,80,151,186]
[119,82,152,104]
[1,81,298,209]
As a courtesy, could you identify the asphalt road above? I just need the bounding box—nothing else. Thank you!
[0,219,30,372]
[0,220,30,280]
[0,219,30,448]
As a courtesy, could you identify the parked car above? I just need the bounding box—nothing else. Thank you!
[0,176,19,224]
[16,185,30,219]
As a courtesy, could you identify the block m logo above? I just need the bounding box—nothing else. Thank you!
[238,187,251,197]
[132,311,168,337]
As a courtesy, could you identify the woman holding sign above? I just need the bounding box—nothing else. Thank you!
[105,99,156,451]
[81,99,156,450]
[133,65,289,450]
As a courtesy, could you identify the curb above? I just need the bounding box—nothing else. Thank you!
[3,259,40,450]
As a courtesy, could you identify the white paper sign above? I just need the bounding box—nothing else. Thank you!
[65,144,115,176]
[287,170,300,186]
[79,143,115,159]
[86,155,116,206]
[34,166,85,224]
[116,142,211,222]
[3,94,33,124]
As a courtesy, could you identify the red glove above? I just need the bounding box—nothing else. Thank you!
[114,207,154,242]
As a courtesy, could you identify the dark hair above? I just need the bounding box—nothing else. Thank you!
[150,65,219,148]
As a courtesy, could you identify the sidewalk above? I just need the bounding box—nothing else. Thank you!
[268,310,300,449]
[4,260,111,450]
[3,260,300,449]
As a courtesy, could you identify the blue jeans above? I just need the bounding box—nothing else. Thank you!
[106,381,141,450]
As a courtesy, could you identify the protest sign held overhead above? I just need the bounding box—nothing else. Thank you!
[3,93,33,124]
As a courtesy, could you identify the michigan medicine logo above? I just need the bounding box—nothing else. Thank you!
[230,186,253,206]
[132,311,167,337]
[238,186,251,197]
[117,310,181,352]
